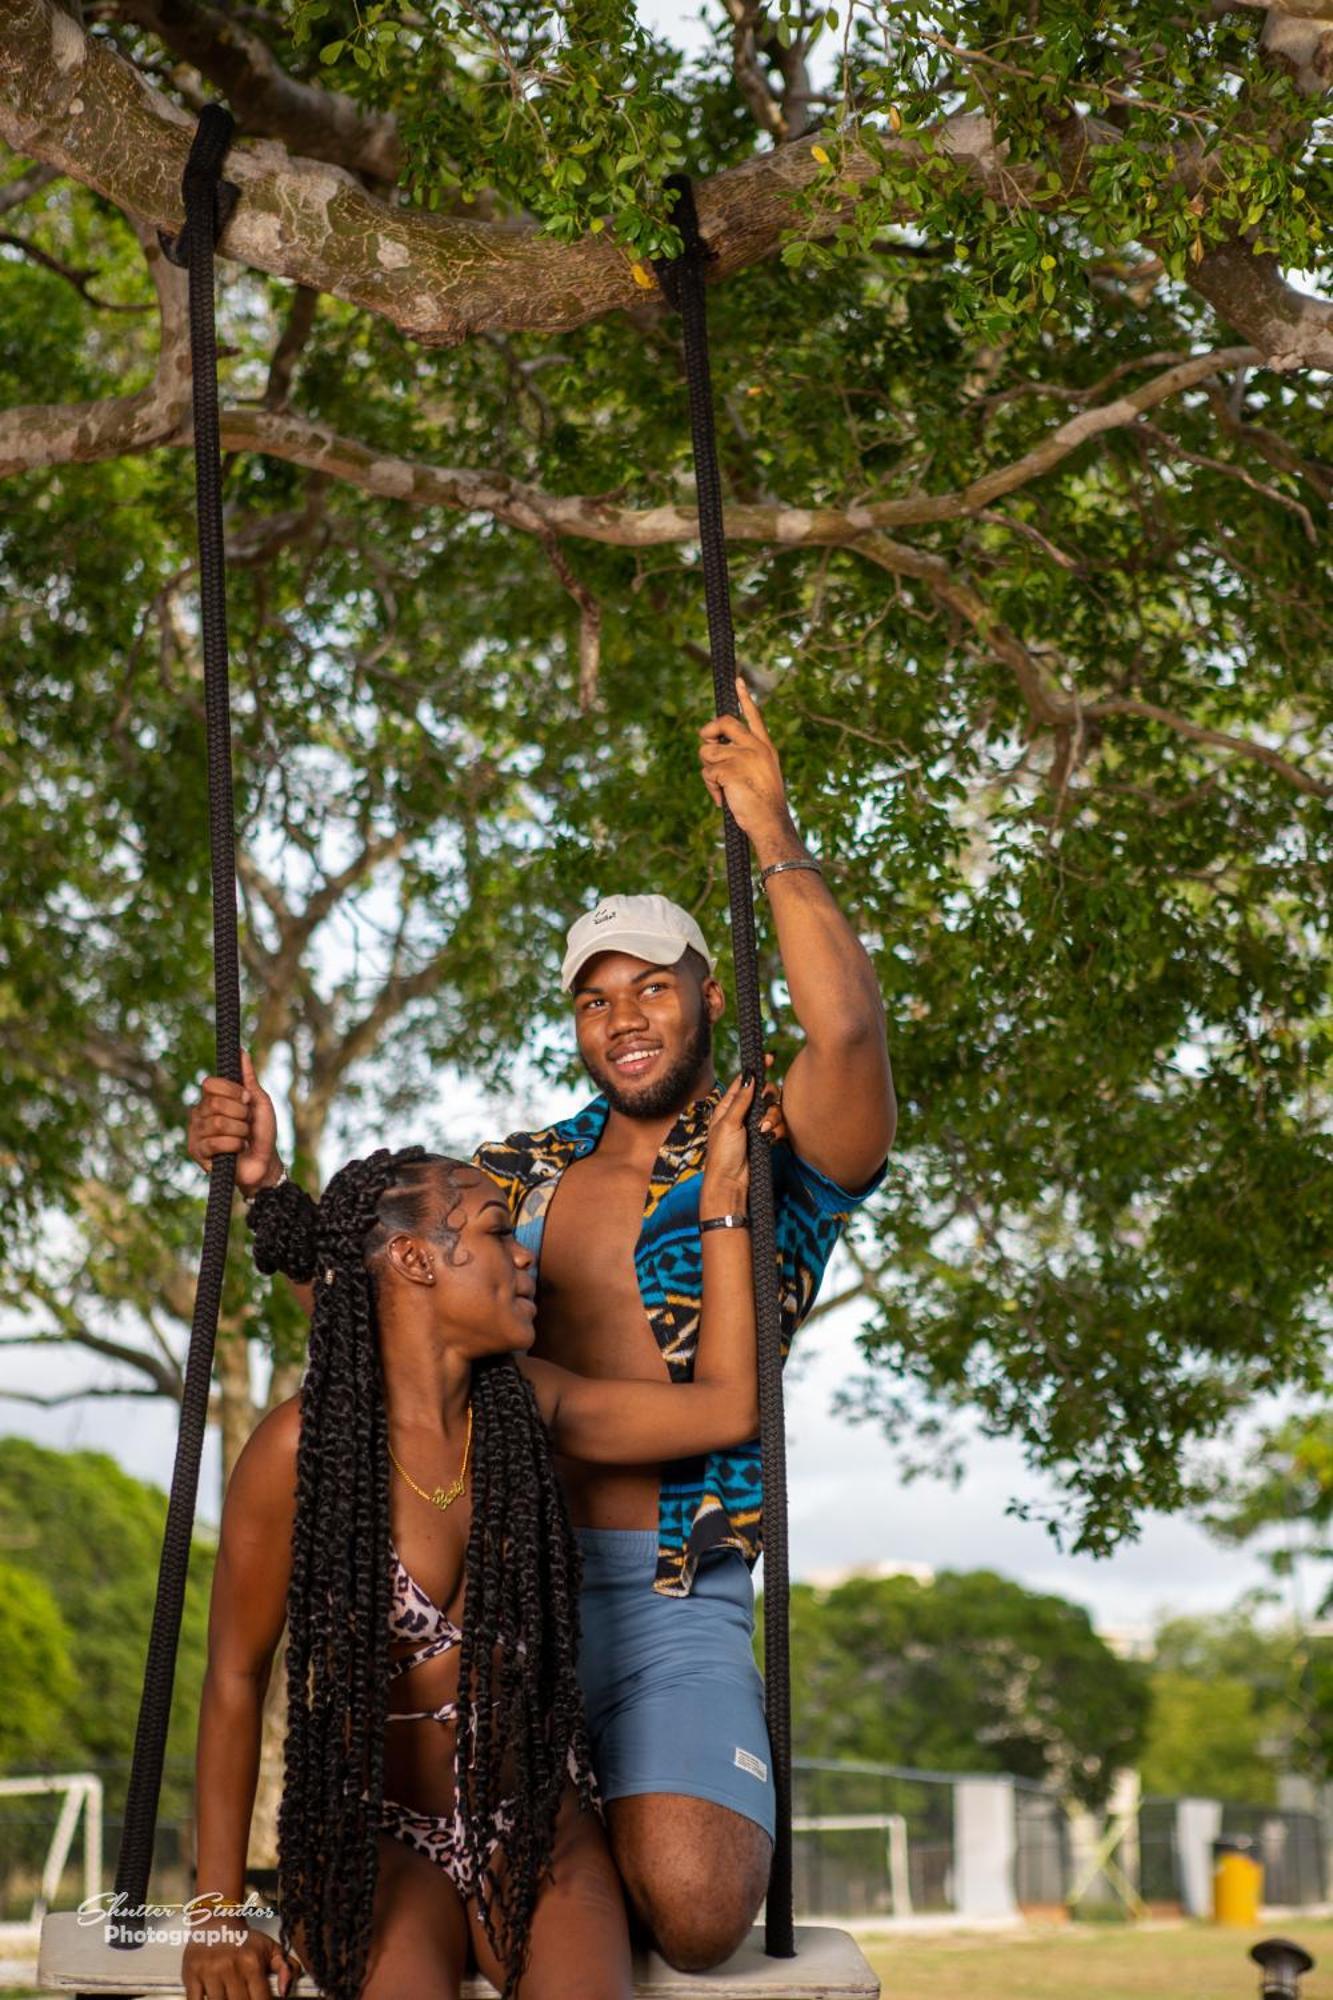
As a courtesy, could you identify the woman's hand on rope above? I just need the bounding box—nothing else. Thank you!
[703,1071,754,1212]
[702,1060,786,1214]
[697,680,798,858]
[182,1916,298,1999]
[187,1049,284,1196]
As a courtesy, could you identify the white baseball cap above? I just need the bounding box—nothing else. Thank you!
[561,894,714,994]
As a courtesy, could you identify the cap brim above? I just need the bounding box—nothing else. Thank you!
[561,931,698,993]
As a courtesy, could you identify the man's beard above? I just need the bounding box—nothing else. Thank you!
[583,1005,714,1119]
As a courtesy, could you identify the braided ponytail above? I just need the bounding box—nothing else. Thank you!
[245,1177,319,1282]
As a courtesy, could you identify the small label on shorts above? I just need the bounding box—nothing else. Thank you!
[734,1747,768,1783]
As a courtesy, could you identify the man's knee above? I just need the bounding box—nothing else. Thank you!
[632,1879,759,1974]
[610,1798,770,1974]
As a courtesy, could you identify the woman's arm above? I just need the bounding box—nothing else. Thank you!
[522,1074,761,1464]
[192,1398,299,1904]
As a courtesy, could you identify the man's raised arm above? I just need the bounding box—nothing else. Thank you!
[698,682,895,1192]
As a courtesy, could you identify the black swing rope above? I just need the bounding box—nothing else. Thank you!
[659,174,796,1961]
[108,105,241,1950]
[104,118,797,1977]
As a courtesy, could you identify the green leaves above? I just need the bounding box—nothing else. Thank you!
[0,1442,213,1802]
[296,0,697,258]
[3,3,1333,1558]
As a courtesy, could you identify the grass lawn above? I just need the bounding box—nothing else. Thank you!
[863,1921,1333,2000]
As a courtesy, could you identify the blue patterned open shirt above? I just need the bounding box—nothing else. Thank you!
[473,1088,885,1597]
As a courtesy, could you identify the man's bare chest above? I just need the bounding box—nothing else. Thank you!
[535,1151,665,1379]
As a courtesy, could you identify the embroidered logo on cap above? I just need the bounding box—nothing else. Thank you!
[592,904,618,925]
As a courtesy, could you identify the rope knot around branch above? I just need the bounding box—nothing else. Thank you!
[159,102,240,269]
[655,173,716,312]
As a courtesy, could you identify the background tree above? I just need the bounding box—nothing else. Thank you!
[769,1569,1150,1808]
[1208,1413,1333,1609]
[0,0,1331,1566]
[0,1560,78,1769]
[0,1439,213,1812]
[1138,1609,1313,1804]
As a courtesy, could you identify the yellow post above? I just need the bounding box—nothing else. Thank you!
[1213,1837,1263,1925]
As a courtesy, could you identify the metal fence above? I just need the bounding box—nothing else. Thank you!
[1138,1795,1183,1904]
[1221,1804,1326,1909]
[1013,1779,1070,1908]
[792,1758,955,1917]
[1135,1798,1328,1911]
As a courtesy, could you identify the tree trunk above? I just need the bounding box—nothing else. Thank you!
[214,1325,258,1491]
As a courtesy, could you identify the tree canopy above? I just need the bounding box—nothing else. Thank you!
[1,0,1330,1546]
[0,1558,78,1768]
[0,1439,213,1806]
[1137,1609,1315,1803]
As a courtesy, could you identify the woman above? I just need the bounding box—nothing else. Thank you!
[182,1074,765,2000]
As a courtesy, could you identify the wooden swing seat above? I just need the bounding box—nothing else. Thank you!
[38,1912,880,1996]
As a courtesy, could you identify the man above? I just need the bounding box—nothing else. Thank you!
[189,683,895,1970]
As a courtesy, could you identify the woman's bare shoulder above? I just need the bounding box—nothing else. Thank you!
[224,1393,302,1514]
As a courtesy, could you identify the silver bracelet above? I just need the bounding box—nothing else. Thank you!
[700,1213,751,1232]
[759,857,823,890]
[242,1166,289,1206]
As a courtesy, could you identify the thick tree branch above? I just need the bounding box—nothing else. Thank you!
[0,1381,169,1405]
[8,0,1333,364]
[8,337,1315,786]
[1232,0,1333,16]
[1190,245,1333,373]
[0,0,1011,344]
[1253,0,1333,93]
[155,347,1235,562]
[0,220,1317,801]
[1079,696,1329,797]
[0,209,188,477]
[106,0,401,178]
[11,1280,185,1397]
[183,346,1250,548]
[725,1,787,140]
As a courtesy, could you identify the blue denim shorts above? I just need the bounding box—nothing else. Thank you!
[575,1528,776,1839]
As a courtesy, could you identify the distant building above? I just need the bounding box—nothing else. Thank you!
[798,1559,937,1592]
[1095,1623,1156,1661]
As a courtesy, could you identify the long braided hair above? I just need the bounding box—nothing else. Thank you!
[247,1147,596,1999]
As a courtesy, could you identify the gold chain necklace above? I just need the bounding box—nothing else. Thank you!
[387,1405,473,1513]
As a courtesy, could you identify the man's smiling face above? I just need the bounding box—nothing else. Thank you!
[572,949,724,1118]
